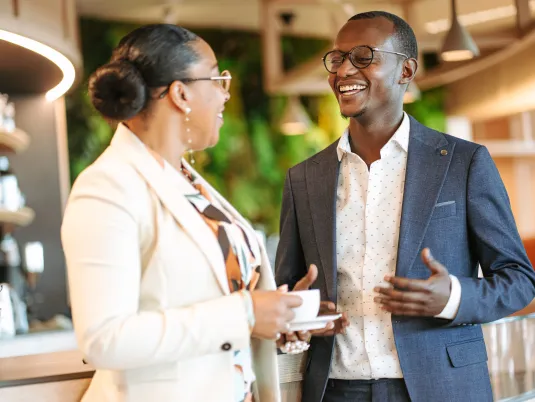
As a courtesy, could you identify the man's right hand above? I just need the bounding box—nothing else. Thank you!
[250,290,303,340]
[277,265,349,347]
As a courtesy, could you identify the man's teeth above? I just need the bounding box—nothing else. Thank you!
[217,113,223,118]
[339,84,367,93]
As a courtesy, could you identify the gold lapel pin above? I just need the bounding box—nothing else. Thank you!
[440,149,448,156]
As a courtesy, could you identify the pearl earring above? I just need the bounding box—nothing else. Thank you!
[185,107,195,165]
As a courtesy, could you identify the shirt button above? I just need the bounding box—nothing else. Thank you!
[221,342,232,351]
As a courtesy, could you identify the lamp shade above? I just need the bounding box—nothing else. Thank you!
[440,0,480,62]
[280,96,312,135]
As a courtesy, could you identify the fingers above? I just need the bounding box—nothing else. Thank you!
[379,299,427,316]
[339,312,350,332]
[421,248,448,275]
[310,321,335,336]
[282,294,304,308]
[277,284,288,292]
[285,331,299,342]
[319,301,337,314]
[276,333,286,348]
[293,264,318,291]
[284,331,310,342]
[384,276,430,292]
[374,287,428,304]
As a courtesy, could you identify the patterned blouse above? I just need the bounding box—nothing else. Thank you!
[178,164,261,402]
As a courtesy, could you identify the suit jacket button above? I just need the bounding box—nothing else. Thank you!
[222,342,232,351]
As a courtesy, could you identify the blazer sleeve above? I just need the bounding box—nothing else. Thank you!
[451,145,535,325]
[275,170,307,289]
[61,166,251,370]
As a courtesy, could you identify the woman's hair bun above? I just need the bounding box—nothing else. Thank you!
[88,60,148,120]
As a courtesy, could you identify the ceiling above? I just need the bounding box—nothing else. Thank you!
[76,0,534,53]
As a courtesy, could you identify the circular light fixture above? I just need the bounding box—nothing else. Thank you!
[0,29,76,101]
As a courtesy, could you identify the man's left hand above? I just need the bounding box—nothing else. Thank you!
[373,248,451,317]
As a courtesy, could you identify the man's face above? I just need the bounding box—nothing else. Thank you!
[327,17,406,119]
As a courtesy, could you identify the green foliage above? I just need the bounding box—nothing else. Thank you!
[65,18,445,235]
[404,87,446,132]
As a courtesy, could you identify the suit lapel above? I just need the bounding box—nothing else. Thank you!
[306,143,340,302]
[110,125,230,295]
[396,117,455,278]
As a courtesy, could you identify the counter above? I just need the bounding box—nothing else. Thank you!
[0,330,92,388]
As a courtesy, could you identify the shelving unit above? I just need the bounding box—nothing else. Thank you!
[0,124,34,230]
[0,122,34,290]
[0,207,35,228]
[0,128,30,154]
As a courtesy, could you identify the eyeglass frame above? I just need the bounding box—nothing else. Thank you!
[157,70,232,99]
[322,45,409,74]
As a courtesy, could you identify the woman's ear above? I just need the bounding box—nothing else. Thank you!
[399,58,418,85]
[168,81,193,113]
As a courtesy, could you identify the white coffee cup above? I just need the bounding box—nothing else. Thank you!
[289,289,320,323]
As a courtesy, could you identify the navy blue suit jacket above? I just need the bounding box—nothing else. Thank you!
[275,116,535,402]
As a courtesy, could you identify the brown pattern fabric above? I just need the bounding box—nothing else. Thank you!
[180,165,259,402]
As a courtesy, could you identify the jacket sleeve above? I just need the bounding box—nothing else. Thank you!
[450,146,535,325]
[61,167,251,370]
[275,170,307,289]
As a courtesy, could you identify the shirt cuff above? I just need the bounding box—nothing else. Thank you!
[435,274,461,320]
[240,290,256,333]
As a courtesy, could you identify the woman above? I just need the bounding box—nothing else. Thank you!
[61,24,304,402]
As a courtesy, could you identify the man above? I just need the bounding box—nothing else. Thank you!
[275,11,535,402]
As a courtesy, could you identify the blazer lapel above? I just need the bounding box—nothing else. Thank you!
[396,117,455,278]
[306,142,340,302]
[110,125,230,295]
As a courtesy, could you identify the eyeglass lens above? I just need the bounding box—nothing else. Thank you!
[324,46,374,73]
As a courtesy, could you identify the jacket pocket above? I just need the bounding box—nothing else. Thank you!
[446,338,488,368]
[431,201,456,220]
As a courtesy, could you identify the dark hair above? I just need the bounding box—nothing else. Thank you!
[348,11,418,60]
[89,24,200,121]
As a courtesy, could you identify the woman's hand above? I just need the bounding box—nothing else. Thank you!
[250,290,303,340]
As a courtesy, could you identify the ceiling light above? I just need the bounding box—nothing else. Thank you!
[0,29,76,101]
[280,96,312,136]
[426,1,535,34]
[440,0,480,62]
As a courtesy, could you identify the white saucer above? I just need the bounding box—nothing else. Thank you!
[288,314,342,332]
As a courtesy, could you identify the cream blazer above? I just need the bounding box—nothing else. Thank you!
[61,124,281,402]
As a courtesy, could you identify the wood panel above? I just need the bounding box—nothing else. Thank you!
[0,378,90,402]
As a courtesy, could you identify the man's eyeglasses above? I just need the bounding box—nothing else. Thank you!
[323,46,408,74]
[158,70,232,99]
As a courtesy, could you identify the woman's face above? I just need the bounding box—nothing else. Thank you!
[182,40,230,151]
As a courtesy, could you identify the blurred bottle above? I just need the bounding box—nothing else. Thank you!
[0,157,22,211]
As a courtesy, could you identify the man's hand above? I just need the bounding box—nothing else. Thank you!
[276,264,349,349]
[373,248,451,317]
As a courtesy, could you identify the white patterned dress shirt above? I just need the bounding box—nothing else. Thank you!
[330,112,461,379]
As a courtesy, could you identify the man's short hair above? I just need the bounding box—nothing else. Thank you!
[348,11,418,59]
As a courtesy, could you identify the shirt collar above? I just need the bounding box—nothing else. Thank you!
[336,112,410,161]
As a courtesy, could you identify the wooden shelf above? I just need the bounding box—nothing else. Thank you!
[0,128,30,154]
[0,207,35,227]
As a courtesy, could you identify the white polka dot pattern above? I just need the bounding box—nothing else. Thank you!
[330,113,410,380]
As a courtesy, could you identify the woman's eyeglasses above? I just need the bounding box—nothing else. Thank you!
[323,45,408,74]
[158,70,232,99]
